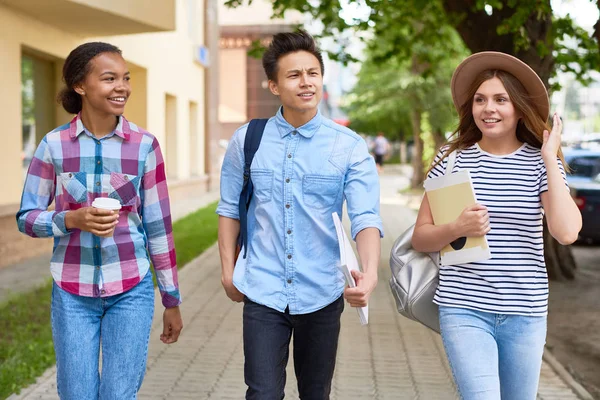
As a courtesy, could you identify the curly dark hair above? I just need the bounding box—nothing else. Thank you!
[262,29,324,82]
[57,42,122,114]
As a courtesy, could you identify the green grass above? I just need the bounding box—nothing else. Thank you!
[0,200,219,399]
[172,201,219,267]
[0,281,54,399]
[385,154,402,164]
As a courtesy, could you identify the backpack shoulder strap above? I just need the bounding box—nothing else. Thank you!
[238,118,269,259]
[243,119,269,176]
[445,150,457,176]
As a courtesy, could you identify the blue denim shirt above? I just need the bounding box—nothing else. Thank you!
[217,108,383,314]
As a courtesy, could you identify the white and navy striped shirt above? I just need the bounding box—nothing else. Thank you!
[428,143,568,316]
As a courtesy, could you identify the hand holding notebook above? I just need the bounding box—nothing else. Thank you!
[332,212,369,325]
[423,169,491,265]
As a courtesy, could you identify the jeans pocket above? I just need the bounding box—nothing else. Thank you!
[302,174,341,209]
[59,172,89,204]
[109,172,140,206]
[250,169,273,203]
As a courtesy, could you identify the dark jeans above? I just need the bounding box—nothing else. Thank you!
[243,296,344,400]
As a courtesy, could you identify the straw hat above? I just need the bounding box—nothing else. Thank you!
[451,51,549,120]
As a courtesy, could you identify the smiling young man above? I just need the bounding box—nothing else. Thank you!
[217,30,383,399]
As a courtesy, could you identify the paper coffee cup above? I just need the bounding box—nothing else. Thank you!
[92,197,122,211]
[92,198,121,237]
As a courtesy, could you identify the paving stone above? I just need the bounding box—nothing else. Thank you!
[9,177,586,399]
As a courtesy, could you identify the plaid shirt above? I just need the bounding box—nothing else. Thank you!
[17,114,181,308]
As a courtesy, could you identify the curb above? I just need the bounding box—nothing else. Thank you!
[543,348,595,400]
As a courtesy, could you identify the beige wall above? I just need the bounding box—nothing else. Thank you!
[0,5,81,207]
[219,48,247,123]
[97,0,207,182]
[0,0,208,207]
[126,64,148,129]
[2,0,175,35]
[72,0,176,31]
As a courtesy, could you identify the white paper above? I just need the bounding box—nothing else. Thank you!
[332,212,369,325]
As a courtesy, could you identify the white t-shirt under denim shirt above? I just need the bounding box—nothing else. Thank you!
[427,143,569,316]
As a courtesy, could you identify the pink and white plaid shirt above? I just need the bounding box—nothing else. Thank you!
[17,114,181,307]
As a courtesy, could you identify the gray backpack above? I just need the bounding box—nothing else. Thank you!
[388,150,456,334]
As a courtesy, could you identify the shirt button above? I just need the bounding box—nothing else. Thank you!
[68,173,73,178]
[285,178,290,183]
[97,160,101,165]
[124,175,129,181]
[287,254,292,259]
[285,204,290,209]
[287,154,292,158]
[96,182,101,186]
[287,279,292,284]
[292,131,297,135]
[96,266,100,270]
[287,230,292,234]
[100,289,106,294]
[95,245,99,249]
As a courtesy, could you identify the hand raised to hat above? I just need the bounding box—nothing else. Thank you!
[541,113,562,162]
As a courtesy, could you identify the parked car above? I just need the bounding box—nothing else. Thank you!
[564,149,600,243]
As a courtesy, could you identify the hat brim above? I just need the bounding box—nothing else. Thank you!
[451,52,549,121]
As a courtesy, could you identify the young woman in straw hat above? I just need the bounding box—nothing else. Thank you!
[412,52,582,399]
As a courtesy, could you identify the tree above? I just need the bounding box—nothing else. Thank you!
[343,43,464,186]
[226,0,600,279]
[225,1,599,86]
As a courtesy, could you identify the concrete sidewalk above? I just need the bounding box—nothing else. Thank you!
[8,168,589,399]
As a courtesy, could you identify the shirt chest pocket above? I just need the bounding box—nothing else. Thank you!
[108,173,141,206]
[303,175,342,209]
[250,169,274,203]
[59,172,89,204]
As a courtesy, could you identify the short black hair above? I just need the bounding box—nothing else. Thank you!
[262,29,324,82]
[57,42,122,114]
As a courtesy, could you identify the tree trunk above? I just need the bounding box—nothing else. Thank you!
[442,0,577,280]
[442,0,554,85]
[543,218,576,280]
[410,109,424,188]
[432,128,446,153]
[594,1,600,53]
[400,140,408,164]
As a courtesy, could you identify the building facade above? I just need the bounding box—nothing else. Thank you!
[0,0,220,267]
[218,0,303,140]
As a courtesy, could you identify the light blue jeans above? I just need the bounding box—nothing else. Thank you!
[439,306,547,400]
[51,270,155,400]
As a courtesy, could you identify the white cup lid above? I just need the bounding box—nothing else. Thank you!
[92,197,122,210]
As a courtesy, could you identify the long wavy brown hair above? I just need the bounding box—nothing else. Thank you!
[429,69,567,173]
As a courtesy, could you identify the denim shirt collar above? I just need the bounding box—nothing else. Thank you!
[274,107,322,139]
[70,113,131,141]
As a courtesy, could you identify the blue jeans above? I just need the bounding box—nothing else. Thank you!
[51,270,155,400]
[243,296,344,400]
[439,306,547,400]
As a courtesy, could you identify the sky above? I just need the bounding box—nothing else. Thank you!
[552,0,599,31]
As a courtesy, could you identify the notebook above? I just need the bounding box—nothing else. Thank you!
[332,212,368,325]
[423,170,491,265]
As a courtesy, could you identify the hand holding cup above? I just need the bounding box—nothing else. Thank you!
[65,198,121,237]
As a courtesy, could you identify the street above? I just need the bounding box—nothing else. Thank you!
[547,244,600,399]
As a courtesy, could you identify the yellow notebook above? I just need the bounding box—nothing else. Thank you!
[423,170,491,265]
